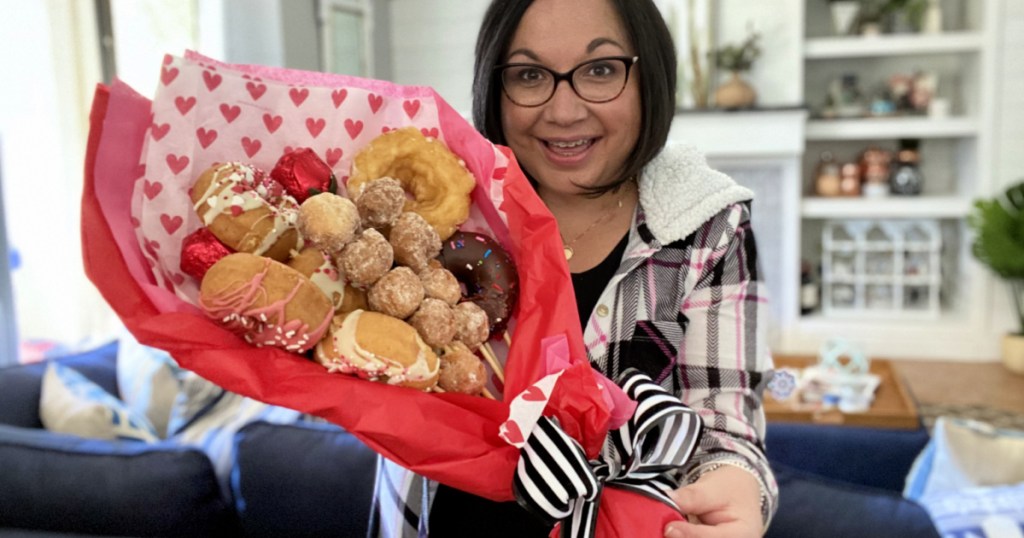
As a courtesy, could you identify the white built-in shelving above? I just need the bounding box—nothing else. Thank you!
[780,0,999,360]
[803,32,983,58]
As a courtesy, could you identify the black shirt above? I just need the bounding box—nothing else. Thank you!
[428,232,630,537]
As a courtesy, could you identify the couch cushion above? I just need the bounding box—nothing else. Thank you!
[0,341,118,429]
[39,362,158,442]
[168,371,303,498]
[766,422,931,492]
[0,424,237,536]
[232,420,377,538]
[766,463,939,538]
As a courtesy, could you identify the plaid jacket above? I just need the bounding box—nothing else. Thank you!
[371,144,778,537]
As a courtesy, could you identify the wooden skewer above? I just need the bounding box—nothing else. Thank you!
[479,342,505,384]
[503,331,512,348]
[481,387,497,400]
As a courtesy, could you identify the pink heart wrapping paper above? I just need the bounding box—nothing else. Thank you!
[82,51,686,536]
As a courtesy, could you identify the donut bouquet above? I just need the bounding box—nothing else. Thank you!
[186,127,518,397]
[82,51,697,536]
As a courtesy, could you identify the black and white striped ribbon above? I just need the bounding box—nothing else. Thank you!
[512,368,704,538]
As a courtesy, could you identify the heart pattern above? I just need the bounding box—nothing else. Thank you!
[521,385,546,402]
[175,96,196,115]
[263,113,283,133]
[151,123,170,141]
[161,66,178,86]
[331,89,348,108]
[306,117,326,138]
[246,81,267,101]
[325,147,343,167]
[139,53,455,302]
[368,93,383,114]
[289,87,309,107]
[203,70,222,91]
[143,180,163,200]
[500,419,525,445]
[219,103,241,123]
[165,154,189,175]
[344,119,364,139]
[160,214,183,235]
[196,127,218,149]
[241,137,262,158]
[403,99,420,119]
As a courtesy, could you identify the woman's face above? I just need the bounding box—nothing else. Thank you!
[500,0,641,196]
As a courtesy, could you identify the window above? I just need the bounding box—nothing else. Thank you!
[320,0,374,77]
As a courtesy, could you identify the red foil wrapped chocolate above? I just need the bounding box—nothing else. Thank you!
[180,227,234,281]
[270,148,335,203]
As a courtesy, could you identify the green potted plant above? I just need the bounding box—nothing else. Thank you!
[711,31,761,110]
[967,180,1024,374]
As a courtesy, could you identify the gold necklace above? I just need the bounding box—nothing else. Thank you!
[559,189,629,261]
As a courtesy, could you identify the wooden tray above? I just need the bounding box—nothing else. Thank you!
[765,356,921,429]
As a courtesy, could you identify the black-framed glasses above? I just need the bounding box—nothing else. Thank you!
[495,56,639,107]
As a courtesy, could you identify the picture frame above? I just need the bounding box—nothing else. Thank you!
[654,0,718,110]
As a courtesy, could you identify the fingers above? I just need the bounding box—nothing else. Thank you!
[663,519,732,538]
[669,482,726,518]
[664,519,760,538]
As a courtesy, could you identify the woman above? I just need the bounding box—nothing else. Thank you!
[372,1,776,536]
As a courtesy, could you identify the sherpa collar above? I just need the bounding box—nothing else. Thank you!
[637,143,754,246]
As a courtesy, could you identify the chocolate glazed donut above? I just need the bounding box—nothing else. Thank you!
[437,231,518,337]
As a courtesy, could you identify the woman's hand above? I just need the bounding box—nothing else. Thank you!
[664,465,763,538]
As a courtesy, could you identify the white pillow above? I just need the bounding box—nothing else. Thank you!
[40,362,158,443]
[905,417,1024,500]
[169,371,303,495]
[116,333,181,438]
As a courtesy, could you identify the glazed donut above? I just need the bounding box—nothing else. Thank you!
[438,231,519,337]
[347,127,475,241]
[297,192,360,254]
[190,162,302,262]
[314,309,439,390]
[199,252,333,353]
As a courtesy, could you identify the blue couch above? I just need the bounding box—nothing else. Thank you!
[0,344,939,537]
[0,343,378,537]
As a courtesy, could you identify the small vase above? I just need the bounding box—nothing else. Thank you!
[1004,280,1024,375]
[1003,334,1024,375]
[714,71,756,110]
[830,1,861,36]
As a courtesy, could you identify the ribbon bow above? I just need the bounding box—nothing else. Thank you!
[512,368,703,537]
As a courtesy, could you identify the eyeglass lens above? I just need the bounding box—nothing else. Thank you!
[501,57,633,107]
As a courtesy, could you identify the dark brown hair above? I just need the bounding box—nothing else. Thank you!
[472,0,677,194]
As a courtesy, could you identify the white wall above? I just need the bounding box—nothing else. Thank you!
[991,0,1024,335]
[717,0,803,106]
[383,1,805,114]
[387,0,488,118]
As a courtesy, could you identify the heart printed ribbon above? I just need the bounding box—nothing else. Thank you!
[512,368,703,538]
